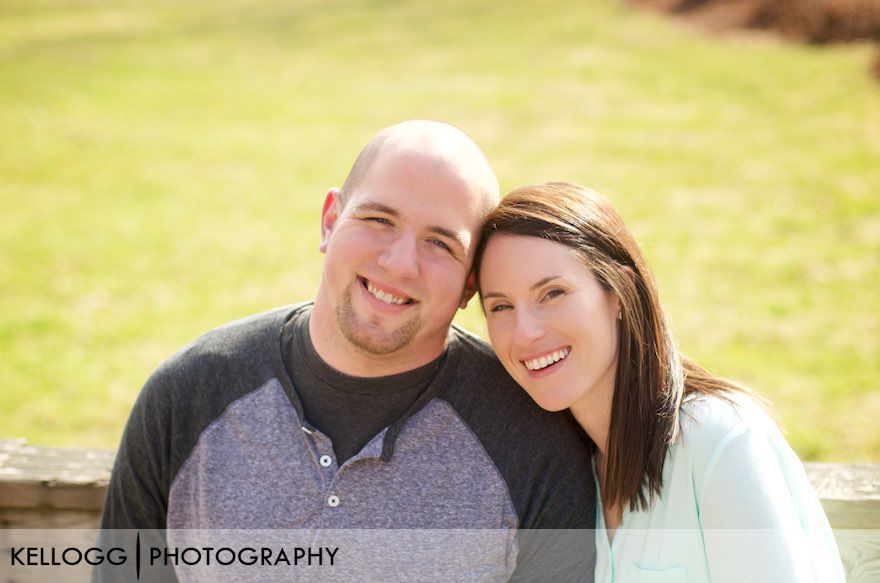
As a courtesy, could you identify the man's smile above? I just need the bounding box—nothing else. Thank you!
[358,276,417,306]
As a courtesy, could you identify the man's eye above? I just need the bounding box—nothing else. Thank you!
[428,238,452,253]
[365,217,393,226]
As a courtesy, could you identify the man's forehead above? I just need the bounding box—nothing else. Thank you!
[366,145,496,209]
[338,120,499,211]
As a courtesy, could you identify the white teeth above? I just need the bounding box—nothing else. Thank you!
[524,348,571,371]
[366,281,408,305]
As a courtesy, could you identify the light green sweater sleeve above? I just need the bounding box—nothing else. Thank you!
[593,396,844,583]
[696,400,844,582]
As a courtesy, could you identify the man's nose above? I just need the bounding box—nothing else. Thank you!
[378,235,420,279]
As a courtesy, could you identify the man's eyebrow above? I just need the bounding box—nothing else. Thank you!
[353,200,467,254]
[482,276,562,301]
[427,225,467,253]
[352,201,399,216]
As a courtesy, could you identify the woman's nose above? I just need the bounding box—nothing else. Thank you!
[513,309,546,346]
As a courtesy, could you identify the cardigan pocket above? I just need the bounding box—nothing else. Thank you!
[626,563,689,583]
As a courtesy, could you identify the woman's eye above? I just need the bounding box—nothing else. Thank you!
[488,304,512,313]
[542,289,565,302]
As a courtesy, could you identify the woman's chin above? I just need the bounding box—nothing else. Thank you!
[526,392,572,413]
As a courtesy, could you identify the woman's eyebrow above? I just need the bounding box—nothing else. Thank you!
[482,276,562,300]
[481,291,506,300]
[531,276,562,290]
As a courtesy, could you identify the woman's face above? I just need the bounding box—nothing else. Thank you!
[480,234,620,412]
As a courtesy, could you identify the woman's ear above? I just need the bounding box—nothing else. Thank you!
[621,265,636,286]
[614,266,637,320]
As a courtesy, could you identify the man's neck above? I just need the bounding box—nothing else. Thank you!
[308,297,448,378]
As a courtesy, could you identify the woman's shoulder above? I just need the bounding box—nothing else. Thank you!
[676,394,781,468]
[680,392,775,434]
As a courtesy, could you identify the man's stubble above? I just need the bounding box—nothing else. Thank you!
[334,280,423,356]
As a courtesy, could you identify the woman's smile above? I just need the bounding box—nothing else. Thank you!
[480,234,620,413]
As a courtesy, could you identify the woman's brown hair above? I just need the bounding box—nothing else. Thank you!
[475,182,761,512]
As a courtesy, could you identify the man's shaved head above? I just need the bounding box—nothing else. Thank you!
[310,120,502,375]
[338,120,500,214]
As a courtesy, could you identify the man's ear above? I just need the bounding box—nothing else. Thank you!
[459,271,478,310]
[319,188,341,254]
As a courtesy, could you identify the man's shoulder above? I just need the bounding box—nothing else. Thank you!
[142,303,306,403]
[163,304,304,371]
[443,324,587,440]
[448,324,512,378]
[441,328,595,532]
[190,303,305,355]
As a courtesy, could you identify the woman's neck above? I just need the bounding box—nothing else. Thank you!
[568,382,621,535]
[568,384,613,461]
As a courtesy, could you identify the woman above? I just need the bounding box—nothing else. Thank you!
[476,182,844,583]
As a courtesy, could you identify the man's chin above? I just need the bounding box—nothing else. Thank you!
[337,315,420,357]
[343,328,413,356]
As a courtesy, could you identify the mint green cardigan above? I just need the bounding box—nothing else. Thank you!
[593,396,845,583]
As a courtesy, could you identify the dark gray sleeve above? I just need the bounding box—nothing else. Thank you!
[99,369,174,531]
[99,310,284,530]
[504,411,595,583]
[510,529,594,582]
[439,334,596,582]
[94,363,179,582]
[95,307,292,582]
[440,391,596,582]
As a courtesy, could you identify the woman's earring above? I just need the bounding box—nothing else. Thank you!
[617,311,622,320]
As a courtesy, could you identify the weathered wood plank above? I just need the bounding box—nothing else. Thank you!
[0,443,114,483]
[805,463,880,501]
[834,529,880,583]
[0,509,102,529]
[0,481,107,513]
[0,441,112,512]
[805,463,880,531]
[0,442,878,583]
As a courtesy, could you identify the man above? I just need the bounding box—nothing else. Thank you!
[98,121,595,581]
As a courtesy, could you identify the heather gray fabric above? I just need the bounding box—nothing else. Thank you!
[168,391,517,529]
[283,310,440,464]
[165,528,519,582]
[98,303,597,582]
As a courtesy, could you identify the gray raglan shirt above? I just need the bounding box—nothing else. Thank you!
[99,304,596,581]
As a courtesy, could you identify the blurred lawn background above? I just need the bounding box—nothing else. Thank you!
[1,0,878,460]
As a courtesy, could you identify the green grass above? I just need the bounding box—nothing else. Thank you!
[2,0,878,461]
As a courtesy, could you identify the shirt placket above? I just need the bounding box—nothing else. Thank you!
[299,424,388,520]
[299,425,345,514]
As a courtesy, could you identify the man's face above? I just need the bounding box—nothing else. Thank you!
[319,147,488,362]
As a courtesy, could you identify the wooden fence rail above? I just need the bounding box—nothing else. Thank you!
[1,439,878,581]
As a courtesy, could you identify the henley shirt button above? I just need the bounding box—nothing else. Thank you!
[319,455,332,468]
[327,495,340,508]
